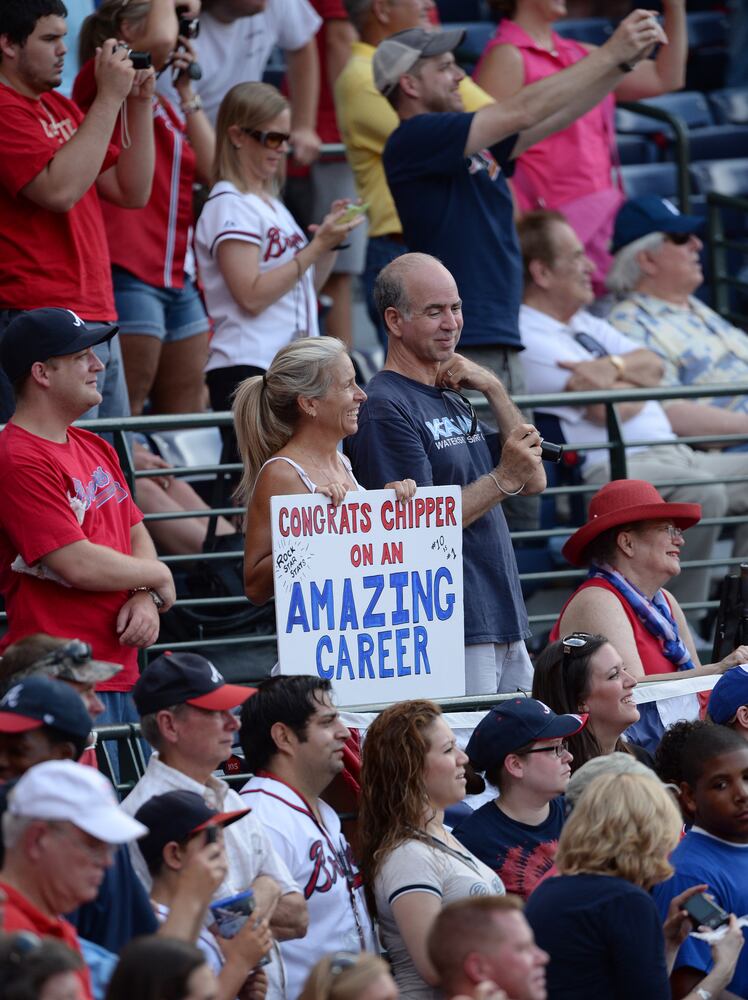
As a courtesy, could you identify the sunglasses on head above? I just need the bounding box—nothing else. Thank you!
[665,232,695,245]
[243,128,290,150]
[561,632,594,669]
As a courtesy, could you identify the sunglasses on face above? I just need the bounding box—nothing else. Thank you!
[242,128,290,149]
[665,232,695,245]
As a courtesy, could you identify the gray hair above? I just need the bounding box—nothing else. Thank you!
[606,232,666,296]
[139,704,187,752]
[344,0,373,32]
[373,252,444,328]
[2,812,32,850]
[566,751,658,810]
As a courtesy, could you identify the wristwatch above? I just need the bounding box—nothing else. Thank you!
[608,353,626,377]
[129,586,165,610]
[695,988,712,1000]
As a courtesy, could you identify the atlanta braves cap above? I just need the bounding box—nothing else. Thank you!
[133,652,256,716]
[0,308,118,384]
[708,664,748,725]
[466,698,587,772]
[134,790,249,867]
[0,675,92,741]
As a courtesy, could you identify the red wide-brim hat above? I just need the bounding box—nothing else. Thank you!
[562,479,702,568]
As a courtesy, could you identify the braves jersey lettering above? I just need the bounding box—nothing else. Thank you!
[264,226,304,262]
[70,466,129,516]
[304,839,346,898]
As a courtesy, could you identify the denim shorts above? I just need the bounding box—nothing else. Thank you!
[112,267,208,342]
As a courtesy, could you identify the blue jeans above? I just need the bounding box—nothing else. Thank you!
[362,235,407,348]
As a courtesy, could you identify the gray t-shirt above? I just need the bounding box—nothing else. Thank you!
[375,836,505,1000]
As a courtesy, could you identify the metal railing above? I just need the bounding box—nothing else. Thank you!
[706,190,748,328]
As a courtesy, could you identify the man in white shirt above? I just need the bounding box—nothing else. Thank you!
[159,0,322,162]
[517,209,748,609]
[239,675,377,1000]
[121,651,308,1000]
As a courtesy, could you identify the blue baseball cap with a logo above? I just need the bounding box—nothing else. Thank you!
[708,664,748,725]
[0,675,92,740]
[133,652,256,716]
[466,698,587,772]
[0,307,118,384]
[611,196,704,253]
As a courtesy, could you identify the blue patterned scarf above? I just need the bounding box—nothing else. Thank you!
[588,563,696,671]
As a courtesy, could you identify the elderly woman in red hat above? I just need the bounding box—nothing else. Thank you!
[548,480,748,746]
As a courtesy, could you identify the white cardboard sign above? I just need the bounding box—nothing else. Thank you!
[270,487,465,704]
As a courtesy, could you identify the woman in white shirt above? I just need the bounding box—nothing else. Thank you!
[196,82,359,456]
[358,701,505,1000]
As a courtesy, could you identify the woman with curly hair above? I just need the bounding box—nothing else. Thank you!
[358,700,504,1000]
[524,772,744,1000]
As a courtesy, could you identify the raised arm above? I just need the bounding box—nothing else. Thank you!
[615,0,687,100]
[21,42,136,212]
[467,9,663,158]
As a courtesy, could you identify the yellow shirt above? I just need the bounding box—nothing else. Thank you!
[334,41,493,238]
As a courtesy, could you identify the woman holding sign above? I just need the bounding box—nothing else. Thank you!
[234,338,416,605]
[358,700,504,1000]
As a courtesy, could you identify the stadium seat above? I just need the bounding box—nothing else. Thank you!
[709,88,748,126]
[640,91,715,131]
[437,0,487,22]
[620,162,680,201]
[616,133,657,165]
[553,17,613,46]
[688,125,748,163]
[686,10,729,49]
[690,157,748,198]
[454,22,495,74]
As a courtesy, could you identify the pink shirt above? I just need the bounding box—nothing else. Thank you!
[475,21,616,210]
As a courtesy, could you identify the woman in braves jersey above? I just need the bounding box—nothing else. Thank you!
[195,81,363,462]
[359,700,505,1000]
[74,0,213,416]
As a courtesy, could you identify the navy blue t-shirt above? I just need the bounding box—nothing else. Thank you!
[383,112,521,349]
[345,371,529,645]
[453,796,565,900]
[525,873,670,1000]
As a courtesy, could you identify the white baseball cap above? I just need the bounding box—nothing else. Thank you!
[7,760,148,844]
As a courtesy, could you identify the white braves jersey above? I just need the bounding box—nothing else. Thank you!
[195,181,319,373]
[240,774,377,1000]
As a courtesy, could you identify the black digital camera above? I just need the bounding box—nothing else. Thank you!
[177,5,200,38]
[129,51,152,69]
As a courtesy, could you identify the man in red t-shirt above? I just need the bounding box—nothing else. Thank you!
[0,0,155,422]
[0,760,148,1000]
[0,307,176,727]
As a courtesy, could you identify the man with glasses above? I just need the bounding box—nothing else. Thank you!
[453,698,586,901]
[517,209,748,611]
[346,252,546,695]
[0,759,147,1000]
[608,196,748,448]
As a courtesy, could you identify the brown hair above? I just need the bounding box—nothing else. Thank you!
[79,0,150,63]
[358,700,443,912]
[213,82,289,190]
[516,209,568,287]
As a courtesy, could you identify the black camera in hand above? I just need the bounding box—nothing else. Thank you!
[174,5,202,81]
[540,439,563,464]
[129,51,152,70]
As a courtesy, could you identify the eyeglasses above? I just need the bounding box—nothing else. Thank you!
[659,523,684,541]
[46,822,114,862]
[665,232,695,246]
[328,951,358,977]
[242,128,290,149]
[519,740,570,759]
[442,388,478,437]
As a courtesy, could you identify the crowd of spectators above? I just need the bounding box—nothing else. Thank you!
[2,0,748,998]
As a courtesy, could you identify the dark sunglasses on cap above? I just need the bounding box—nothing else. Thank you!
[665,232,695,245]
[243,128,290,149]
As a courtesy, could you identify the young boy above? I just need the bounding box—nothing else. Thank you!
[652,725,748,998]
[453,698,586,899]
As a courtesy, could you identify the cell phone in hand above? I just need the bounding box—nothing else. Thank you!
[338,202,369,225]
[205,824,218,845]
[683,893,729,931]
[209,889,255,939]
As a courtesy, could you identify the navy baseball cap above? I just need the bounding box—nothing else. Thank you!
[708,664,748,725]
[0,675,93,740]
[611,196,704,253]
[466,698,587,772]
[134,790,249,868]
[133,652,256,716]
[0,308,118,384]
